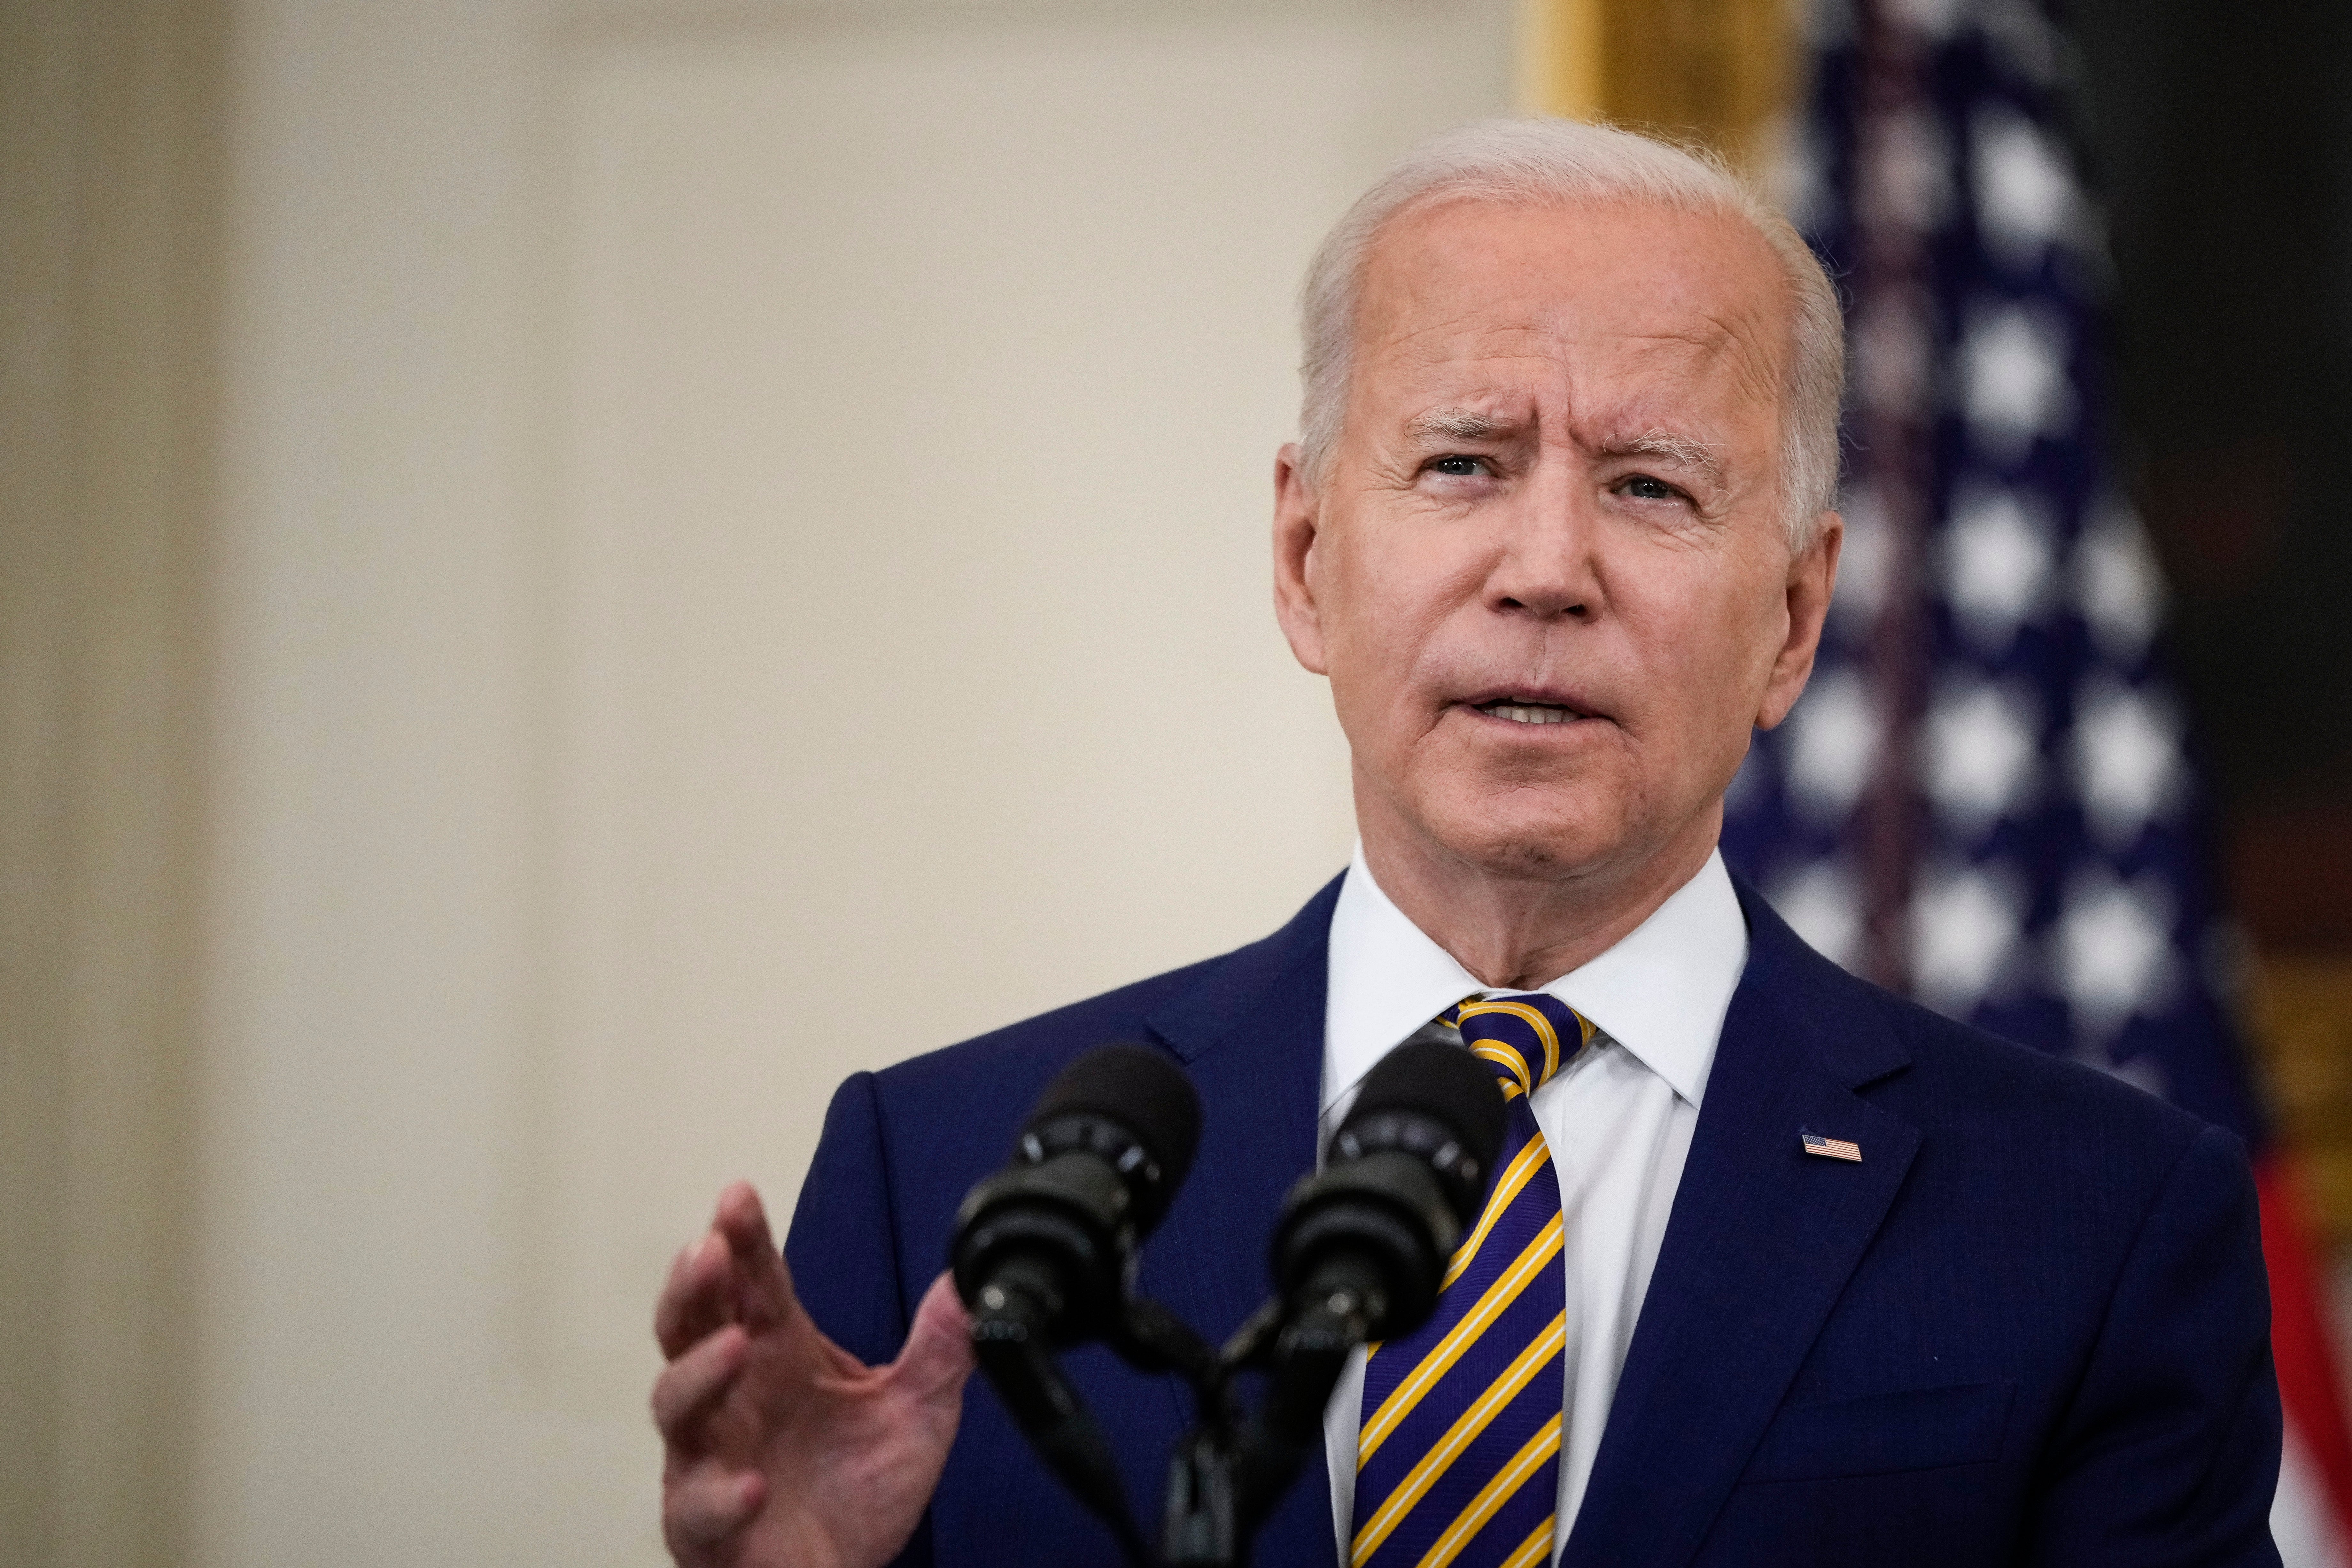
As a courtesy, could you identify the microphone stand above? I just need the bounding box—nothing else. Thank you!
[975,1280,1369,1568]
[1159,1264,1376,1568]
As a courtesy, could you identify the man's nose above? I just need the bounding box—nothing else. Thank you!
[1486,457,1601,620]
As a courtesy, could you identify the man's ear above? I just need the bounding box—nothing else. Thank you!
[1272,442,1331,676]
[1755,510,1842,730]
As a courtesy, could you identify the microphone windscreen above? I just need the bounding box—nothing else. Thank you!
[1028,1042,1203,1195]
[1344,1039,1508,1174]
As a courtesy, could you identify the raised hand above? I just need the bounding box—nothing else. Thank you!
[653,1181,975,1568]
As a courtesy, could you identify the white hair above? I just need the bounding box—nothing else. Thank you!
[1297,118,1844,548]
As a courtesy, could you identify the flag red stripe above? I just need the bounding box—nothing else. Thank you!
[2256,1155,2352,1540]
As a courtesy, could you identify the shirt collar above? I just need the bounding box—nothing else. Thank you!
[1321,843,1747,1114]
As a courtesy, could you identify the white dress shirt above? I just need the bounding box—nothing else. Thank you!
[1318,844,1748,1562]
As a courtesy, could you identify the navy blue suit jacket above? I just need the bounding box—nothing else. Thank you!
[784,876,2281,1566]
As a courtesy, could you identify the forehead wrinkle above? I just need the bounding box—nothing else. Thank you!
[1649,302,1788,417]
[1366,301,1504,365]
[1567,317,1781,440]
[1601,320,1763,380]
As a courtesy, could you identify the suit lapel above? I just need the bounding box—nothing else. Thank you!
[1139,875,1337,1341]
[1563,884,1920,1568]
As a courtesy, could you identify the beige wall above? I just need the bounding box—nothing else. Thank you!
[2,1,1520,1564]
[1,0,221,1564]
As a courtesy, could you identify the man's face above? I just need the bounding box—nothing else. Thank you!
[1273,198,1839,893]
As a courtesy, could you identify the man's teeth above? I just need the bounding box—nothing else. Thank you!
[1479,701,1575,725]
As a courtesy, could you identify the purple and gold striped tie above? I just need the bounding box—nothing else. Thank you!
[1348,992,1593,1568]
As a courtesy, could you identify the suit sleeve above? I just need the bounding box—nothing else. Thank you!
[784,1070,913,1363]
[2023,1122,2283,1567]
[781,1070,937,1568]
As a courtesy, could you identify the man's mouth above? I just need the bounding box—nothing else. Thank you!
[1471,697,1583,726]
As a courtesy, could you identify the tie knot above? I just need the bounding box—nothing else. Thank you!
[1443,992,1593,1100]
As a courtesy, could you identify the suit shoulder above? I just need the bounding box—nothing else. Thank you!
[1855,976,2223,1169]
[1736,876,2224,1165]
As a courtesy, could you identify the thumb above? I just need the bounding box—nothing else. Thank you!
[889,1271,977,1403]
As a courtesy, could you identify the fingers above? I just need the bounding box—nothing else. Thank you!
[656,1182,798,1357]
[662,1463,766,1555]
[712,1178,771,1246]
[712,1181,798,1333]
[652,1323,748,1445]
[655,1229,735,1359]
[889,1270,978,1402]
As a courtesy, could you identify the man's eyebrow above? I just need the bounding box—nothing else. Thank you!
[1403,407,1515,445]
[1602,430,1726,483]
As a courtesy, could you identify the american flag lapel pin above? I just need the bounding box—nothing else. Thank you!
[1801,1129,1862,1163]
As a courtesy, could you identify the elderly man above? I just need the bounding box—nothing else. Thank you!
[650,120,2279,1567]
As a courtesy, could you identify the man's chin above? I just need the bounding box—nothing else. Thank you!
[1415,802,1634,884]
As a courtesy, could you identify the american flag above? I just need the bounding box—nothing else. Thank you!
[1801,1131,1864,1163]
[1725,0,2352,1557]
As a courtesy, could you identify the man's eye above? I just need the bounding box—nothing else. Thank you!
[1619,474,1681,502]
[1426,455,1488,477]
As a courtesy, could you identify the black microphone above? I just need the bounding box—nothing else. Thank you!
[951,1043,1202,1565]
[1209,1039,1506,1542]
[1271,1038,1506,1344]
[951,1042,1201,1342]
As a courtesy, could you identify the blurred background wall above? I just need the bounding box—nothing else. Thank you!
[3,0,218,1563]
[7,0,2352,1565]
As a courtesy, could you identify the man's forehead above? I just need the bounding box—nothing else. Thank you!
[1351,198,1788,409]
[1370,317,1761,388]
[1362,331,1779,450]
